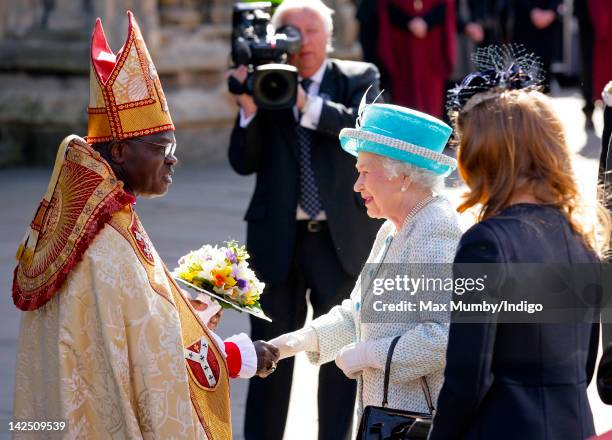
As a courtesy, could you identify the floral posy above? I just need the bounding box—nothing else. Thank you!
[173,241,264,310]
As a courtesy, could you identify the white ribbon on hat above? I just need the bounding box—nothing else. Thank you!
[341,128,457,169]
[356,85,385,129]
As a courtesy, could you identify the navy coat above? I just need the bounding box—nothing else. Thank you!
[430,204,601,440]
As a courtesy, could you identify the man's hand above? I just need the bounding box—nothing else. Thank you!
[464,22,484,43]
[226,65,257,117]
[530,8,556,29]
[254,340,280,378]
[408,17,428,39]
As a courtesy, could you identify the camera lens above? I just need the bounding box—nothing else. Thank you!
[260,72,290,101]
[252,64,298,109]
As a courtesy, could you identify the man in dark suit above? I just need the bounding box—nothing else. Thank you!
[457,0,508,47]
[227,1,382,439]
[574,0,595,130]
[511,0,562,92]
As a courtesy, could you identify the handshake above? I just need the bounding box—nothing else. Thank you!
[253,327,319,378]
[186,292,317,379]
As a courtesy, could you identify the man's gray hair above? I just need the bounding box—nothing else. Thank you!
[381,156,443,191]
[271,0,334,51]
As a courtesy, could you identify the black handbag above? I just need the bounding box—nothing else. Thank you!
[356,336,435,440]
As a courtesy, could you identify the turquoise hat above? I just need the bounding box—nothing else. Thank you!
[339,103,456,176]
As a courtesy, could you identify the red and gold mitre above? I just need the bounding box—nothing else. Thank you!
[87,10,174,143]
[13,136,135,310]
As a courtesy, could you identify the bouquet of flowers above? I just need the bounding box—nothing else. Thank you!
[172,241,270,321]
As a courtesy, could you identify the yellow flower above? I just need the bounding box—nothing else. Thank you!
[243,290,257,306]
[211,267,237,288]
[177,268,194,283]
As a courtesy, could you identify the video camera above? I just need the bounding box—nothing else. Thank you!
[228,2,302,110]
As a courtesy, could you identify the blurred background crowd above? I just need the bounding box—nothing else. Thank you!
[356,0,611,123]
[0,0,610,167]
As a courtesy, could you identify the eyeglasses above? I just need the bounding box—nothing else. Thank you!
[130,138,177,158]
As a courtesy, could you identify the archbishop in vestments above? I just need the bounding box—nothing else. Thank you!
[11,11,269,439]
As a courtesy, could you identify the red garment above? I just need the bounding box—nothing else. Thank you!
[588,0,612,102]
[377,0,456,117]
[224,341,243,378]
[590,429,612,440]
[12,137,135,311]
[91,18,119,84]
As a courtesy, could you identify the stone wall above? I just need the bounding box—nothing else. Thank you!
[0,0,360,166]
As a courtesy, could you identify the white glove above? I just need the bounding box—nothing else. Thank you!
[268,327,318,360]
[335,341,380,379]
[182,289,222,327]
[603,81,612,107]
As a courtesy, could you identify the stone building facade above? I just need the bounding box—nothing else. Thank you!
[0,0,360,166]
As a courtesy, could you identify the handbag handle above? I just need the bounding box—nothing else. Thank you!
[382,335,436,415]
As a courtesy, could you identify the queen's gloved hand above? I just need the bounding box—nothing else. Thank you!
[268,327,319,360]
[335,341,381,379]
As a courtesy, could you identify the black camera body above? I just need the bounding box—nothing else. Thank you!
[229,2,302,110]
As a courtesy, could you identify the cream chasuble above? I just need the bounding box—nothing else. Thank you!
[12,137,232,439]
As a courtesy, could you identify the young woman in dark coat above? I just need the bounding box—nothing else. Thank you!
[430,47,611,440]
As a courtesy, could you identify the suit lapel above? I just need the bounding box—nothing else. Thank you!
[275,109,297,161]
[318,59,337,103]
[307,60,337,156]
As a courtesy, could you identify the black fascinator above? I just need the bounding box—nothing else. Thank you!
[446,44,544,115]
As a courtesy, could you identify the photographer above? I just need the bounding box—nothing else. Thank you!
[227,0,382,439]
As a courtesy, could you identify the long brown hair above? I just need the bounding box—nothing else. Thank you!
[453,89,610,256]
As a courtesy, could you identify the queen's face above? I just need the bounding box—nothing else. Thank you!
[353,152,404,220]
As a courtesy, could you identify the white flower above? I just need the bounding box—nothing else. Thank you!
[234,262,254,282]
[195,270,208,280]
[201,259,217,275]
[254,279,265,293]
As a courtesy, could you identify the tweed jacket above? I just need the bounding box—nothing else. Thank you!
[306,196,462,417]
